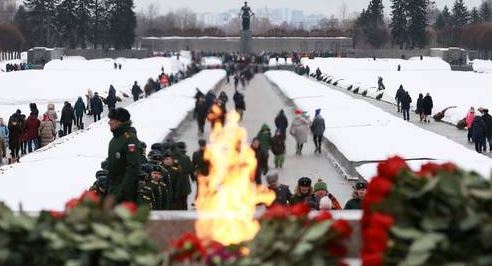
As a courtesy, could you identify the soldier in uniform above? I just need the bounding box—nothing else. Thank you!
[89,170,109,197]
[149,164,171,210]
[106,108,142,203]
[136,169,154,209]
[162,152,189,210]
[173,142,193,203]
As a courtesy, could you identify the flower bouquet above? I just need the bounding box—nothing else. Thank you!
[362,157,492,266]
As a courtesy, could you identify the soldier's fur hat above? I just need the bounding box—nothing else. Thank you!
[108,107,130,122]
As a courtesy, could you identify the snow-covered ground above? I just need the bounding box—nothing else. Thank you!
[265,70,492,181]
[471,59,492,73]
[0,56,187,122]
[303,57,492,125]
[0,69,226,211]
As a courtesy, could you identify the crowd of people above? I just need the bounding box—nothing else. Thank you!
[4,63,29,72]
[395,85,433,122]
[465,107,492,153]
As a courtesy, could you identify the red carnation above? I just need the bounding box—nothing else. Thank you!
[362,228,388,253]
[377,156,407,179]
[81,190,100,204]
[49,211,65,220]
[65,198,80,210]
[419,162,441,176]
[370,213,395,229]
[314,211,332,222]
[441,162,457,172]
[263,204,288,220]
[329,242,348,257]
[171,233,207,262]
[120,201,138,215]
[362,252,383,266]
[332,220,352,238]
[290,202,310,217]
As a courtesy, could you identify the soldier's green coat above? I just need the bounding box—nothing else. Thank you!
[106,123,141,202]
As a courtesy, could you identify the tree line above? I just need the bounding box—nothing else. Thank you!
[13,0,136,49]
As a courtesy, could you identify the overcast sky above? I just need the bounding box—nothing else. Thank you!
[134,0,484,16]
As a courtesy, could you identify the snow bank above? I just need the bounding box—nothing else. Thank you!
[0,69,226,211]
[0,57,186,122]
[201,56,222,66]
[471,59,492,73]
[265,70,492,181]
[303,57,492,125]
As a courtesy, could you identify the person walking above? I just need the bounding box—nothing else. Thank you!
[395,85,405,113]
[271,130,286,168]
[266,172,292,205]
[344,181,367,210]
[91,92,104,122]
[144,79,155,97]
[0,118,9,151]
[416,93,424,122]
[251,138,267,185]
[274,109,288,137]
[86,89,93,115]
[194,96,208,137]
[233,90,246,120]
[45,103,58,130]
[290,177,313,204]
[307,179,342,210]
[422,93,433,123]
[466,107,476,142]
[74,97,86,129]
[60,102,75,136]
[23,112,40,152]
[310,108,325,154]
[105,85,118,111]
[290,109,310,155]
[131,81,143,102]
[401,91,412,121]
[106,108,141,203]
[256,124,272,175]
[38,114,56,147]
[472,115,486,153]
[8,119,22,163]
[480,108,492,152]
[218,91,228,106]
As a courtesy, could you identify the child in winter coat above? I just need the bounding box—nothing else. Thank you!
[466,107,476,142]
[271,130,286,168]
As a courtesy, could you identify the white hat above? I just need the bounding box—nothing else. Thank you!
[319,196,332,210]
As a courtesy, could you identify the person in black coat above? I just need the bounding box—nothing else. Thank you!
[233,90,246,120]
[480,109,492,152]
[131,81,142,102]
[251,138,267,185]
[416,93,424,122]
[395,85,405,113]
[422,93,433,123]
[266,172,292,205]
[400,91,412,121]
[194,96,208,136]
[472,115,486,153]
[91,92,104,122]
[60,102,75,136]
[274,109,288,137]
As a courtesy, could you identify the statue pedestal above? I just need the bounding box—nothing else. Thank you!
[240,30,252,55]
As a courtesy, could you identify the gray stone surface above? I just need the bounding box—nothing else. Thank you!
[240,30,252,54]
[173,74,355,209]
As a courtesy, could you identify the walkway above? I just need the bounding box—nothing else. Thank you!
[313,78,491,158]
[174,74,354,208]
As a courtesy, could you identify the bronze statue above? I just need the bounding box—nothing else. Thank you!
[239,1,254,31]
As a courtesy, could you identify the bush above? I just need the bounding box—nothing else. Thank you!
[0,24,25,51]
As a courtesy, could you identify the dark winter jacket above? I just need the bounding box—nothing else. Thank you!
[131,84,142,97]
[400,92,412,109]
[91,96,104,115]
[472,116,486,142]
[233,91,246,110]
[395,87,405,102]
[60,105,75,126]
[416,96,424,114]
[270,134,286,155]
[268,184,292,205]
[8,122,22,148]
[23,114,40,140]
[274,111,288,133]
[105,94,118,110]
[344,198,362,210]
[192,149,209,176]
[218,92,228,105]
[422,95,433,115]
[310,115,326,136]
[482,113,492,138]
[74,97,86,117]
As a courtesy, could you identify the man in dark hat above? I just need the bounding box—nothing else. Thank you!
[344,181,367,210]
[106,107,141,203]
[162,151,189,210]
[290,177,313,204]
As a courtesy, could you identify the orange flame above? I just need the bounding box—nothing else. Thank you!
[195,110,275,245]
